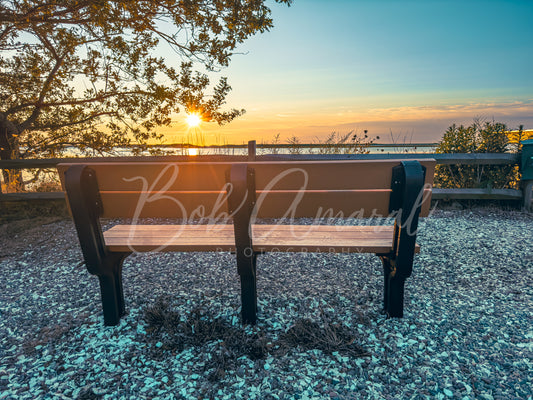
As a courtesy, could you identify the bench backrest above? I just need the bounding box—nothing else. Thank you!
[58,160,435,220]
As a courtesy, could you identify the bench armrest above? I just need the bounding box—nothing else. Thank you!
[64,164,109,274]
[390,161,426,278]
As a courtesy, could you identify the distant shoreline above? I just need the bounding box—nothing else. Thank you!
[146,142,439,149]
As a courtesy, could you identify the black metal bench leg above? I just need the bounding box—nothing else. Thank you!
[240,274,257,324]
[113,254,128,318]
[252,253,257,313]
[98,253,128,326]
[238,253,257,325]
[380,255,406,318]
[380,256,391,314]
[98,273,122,326]
[387,275,405,318]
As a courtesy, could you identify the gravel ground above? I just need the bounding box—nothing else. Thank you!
[0,209,532,400]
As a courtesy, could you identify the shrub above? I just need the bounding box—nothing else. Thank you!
[434,120,520,189]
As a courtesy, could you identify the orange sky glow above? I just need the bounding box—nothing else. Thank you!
[155,1,533,146]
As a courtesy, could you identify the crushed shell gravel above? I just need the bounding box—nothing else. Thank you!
[0,209,532,399]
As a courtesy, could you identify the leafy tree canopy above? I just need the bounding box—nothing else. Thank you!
[0,0,291,164]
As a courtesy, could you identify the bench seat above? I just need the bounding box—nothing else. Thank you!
[103,224,420,254]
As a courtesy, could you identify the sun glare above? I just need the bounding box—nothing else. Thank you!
[186,113,201,127]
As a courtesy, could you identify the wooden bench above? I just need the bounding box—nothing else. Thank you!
[58,159,436,326]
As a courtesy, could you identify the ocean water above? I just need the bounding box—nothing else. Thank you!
[111,144,437,157]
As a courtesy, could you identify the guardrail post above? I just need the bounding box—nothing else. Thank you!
[248,140,256,161]
[521,139,533,211]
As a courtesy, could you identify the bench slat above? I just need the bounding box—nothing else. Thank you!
[104,224,235,250]
[103,224,420,254]
[96,188,432,218]
[58,162,230,191]
[253,160,435,191]
[98,190,395,218]
[58,160,436,191]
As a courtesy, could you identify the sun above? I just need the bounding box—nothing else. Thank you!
[186,113,201,128]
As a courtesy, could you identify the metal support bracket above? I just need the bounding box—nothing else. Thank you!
[379,161,425,318]
[389,160,425,278]
[64,164,130,325]
[227,164,258,324]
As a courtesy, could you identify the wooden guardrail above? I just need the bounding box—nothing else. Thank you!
[0,151,520,169]
[0,143,531,210]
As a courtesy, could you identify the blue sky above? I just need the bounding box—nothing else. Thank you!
[167,0,533,144]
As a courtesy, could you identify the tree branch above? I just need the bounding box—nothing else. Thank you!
[0,24,14,42]
[16,52,66,133]
[8,88,153,115]
[36,111,118,131]
[0,0,93,26]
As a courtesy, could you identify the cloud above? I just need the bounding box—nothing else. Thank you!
[288,100,533,141]
[350,100,533,122]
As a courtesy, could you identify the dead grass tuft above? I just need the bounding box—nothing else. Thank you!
[143,297,180,331]
[277,311,369,358]
[143,299,369,381]
[143,299,270,381]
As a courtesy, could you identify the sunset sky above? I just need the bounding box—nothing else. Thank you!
[165,0,533,145]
